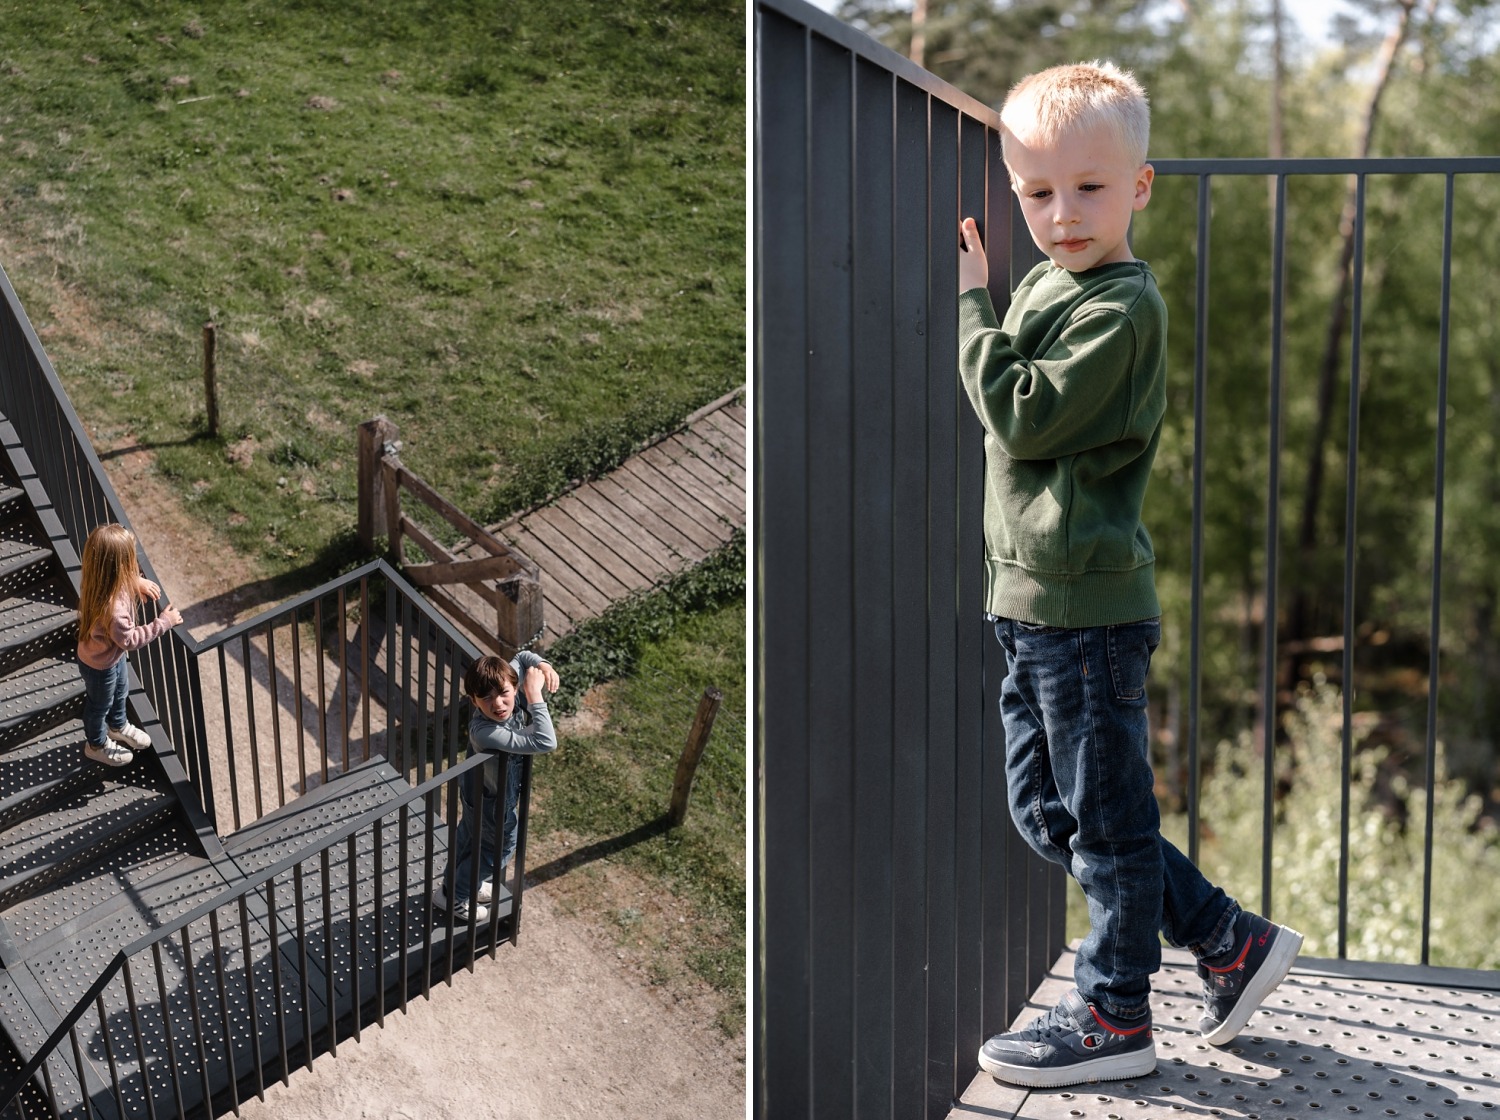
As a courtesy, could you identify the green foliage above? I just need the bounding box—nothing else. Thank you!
[544,530,746,713]
[0,0,744,577]
[1191,681,1500,969]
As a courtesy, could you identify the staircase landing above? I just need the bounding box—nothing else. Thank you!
[951,944,1500,1119]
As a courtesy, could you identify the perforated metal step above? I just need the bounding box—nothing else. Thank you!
[0,775,176,911]
[0,656,83,751]
[0,518,50,590]
[0,721,101,833]
[0,573,73,677]
[953,946,1500,1119]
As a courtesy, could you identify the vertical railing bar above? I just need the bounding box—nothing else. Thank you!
[121,957,158,1120]
[361,576,372,763]
[267,622,287,811]
[240,632,264,823]
[321,846,338,1060]
[149,940,187,1120]
[64,1027,93,1120]
[94,992,123,1114]
[398,800,412,1014]
[1337,173,1368,960]
[265,877,290,1087]
[347,833,364,1044]
[315,596,330,783]
[92,995,123,1115]
[207,909,241,1117]
[178,926,213,1118]
[292,606,308,799]
[511,755,533,948]
[1261,171,1288,919]
[236,895,266,1103]
[422,786,439,1000]
[400,593,416,783]
[38,1051,58,1120]
[414,611,431,785]
[374,814,387,1027]
[1422,173,1455,967]
[218,648,243,833]
[383,578,399,775]
[1188,172,1211,865]
[338,582,351,770]
[293,863,312,1073]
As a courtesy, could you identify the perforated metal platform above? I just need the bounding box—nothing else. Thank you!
[954,946,1500,1120]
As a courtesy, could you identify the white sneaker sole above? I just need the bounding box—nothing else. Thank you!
[978,1042,1157,1089]
[1202,926,1304,1047]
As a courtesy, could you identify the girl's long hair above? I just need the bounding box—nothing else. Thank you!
[78,523,141,642]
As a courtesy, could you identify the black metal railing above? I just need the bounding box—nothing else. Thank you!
[756,1,1500,1117]
[1,748,519,1120]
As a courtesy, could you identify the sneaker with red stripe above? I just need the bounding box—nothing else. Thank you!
[1197,910,1304,1046]
[977,988,1156,1089]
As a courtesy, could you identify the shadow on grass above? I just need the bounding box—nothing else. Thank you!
[524,814,674,885]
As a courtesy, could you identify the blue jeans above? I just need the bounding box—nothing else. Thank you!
[79,659,130,747]
[447,753,523,905]
[992,617,1238,1021]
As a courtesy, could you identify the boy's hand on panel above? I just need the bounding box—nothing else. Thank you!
[959,217,989,294]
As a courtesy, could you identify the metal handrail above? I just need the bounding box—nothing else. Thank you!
[0,952,127,1113]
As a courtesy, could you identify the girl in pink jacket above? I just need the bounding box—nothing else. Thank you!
[76,524,182,766]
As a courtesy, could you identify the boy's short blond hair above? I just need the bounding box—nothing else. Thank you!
[1000,60,1150,170]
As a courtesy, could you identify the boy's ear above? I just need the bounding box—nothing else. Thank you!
[1133,163,1155,211]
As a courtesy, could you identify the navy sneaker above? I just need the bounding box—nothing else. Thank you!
[977,988,1156,1089]
[1197,910,1303,1046]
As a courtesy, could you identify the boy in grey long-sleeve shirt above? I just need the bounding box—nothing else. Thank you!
[434,651,560,923]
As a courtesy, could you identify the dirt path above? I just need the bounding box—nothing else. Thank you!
[99,444,746,1120]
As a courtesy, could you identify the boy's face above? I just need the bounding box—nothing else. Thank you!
[1005,120,1153,273]
[473,680,517,722]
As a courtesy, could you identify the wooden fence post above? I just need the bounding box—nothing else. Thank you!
[357,417,399,553]
[669,686,723,826]
[495,571,545,660]
[201,323,218,438]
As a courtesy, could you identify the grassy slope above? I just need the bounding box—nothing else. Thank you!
[0,0,743,576]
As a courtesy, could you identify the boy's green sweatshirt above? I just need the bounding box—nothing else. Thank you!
[957,259,1166,628]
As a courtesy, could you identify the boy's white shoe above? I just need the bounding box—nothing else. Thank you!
[431,884,490,924]
[84,741,135,767]
[107,723,152,750]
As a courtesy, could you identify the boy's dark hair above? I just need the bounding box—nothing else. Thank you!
[464,655,519,700]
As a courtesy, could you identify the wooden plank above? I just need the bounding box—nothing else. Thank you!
[403,554,529,588]
[544,497,672,588]
[510,519,627,610]
[503,528,597,625]
[636,444,740,526]
[394,464,528,571]
[623,453,734,536]
[653,433,745,518]
[522,506,645,605]
[582,475,706,559]
[568,484,690,572]
[666,429,747,511]
[697,410,747,469]
[610,460,722,553]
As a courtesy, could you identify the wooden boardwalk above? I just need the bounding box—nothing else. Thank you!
[492,389,745,647]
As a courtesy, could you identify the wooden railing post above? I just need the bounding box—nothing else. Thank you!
[357,417,399,553]
[669,687,723,826]
[495,569,545,660]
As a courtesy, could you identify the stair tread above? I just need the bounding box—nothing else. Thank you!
[0,520,49,579]
[0,721,99,826]
[0,575,72,647]
[0,655,84,732]
[0,778,174,900]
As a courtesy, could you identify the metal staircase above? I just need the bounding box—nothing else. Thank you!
[0,265,523,1118]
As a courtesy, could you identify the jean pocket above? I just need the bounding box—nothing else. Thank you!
[1106,619,1161,703]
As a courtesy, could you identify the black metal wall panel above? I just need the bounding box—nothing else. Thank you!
[754,4,1061,1117]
